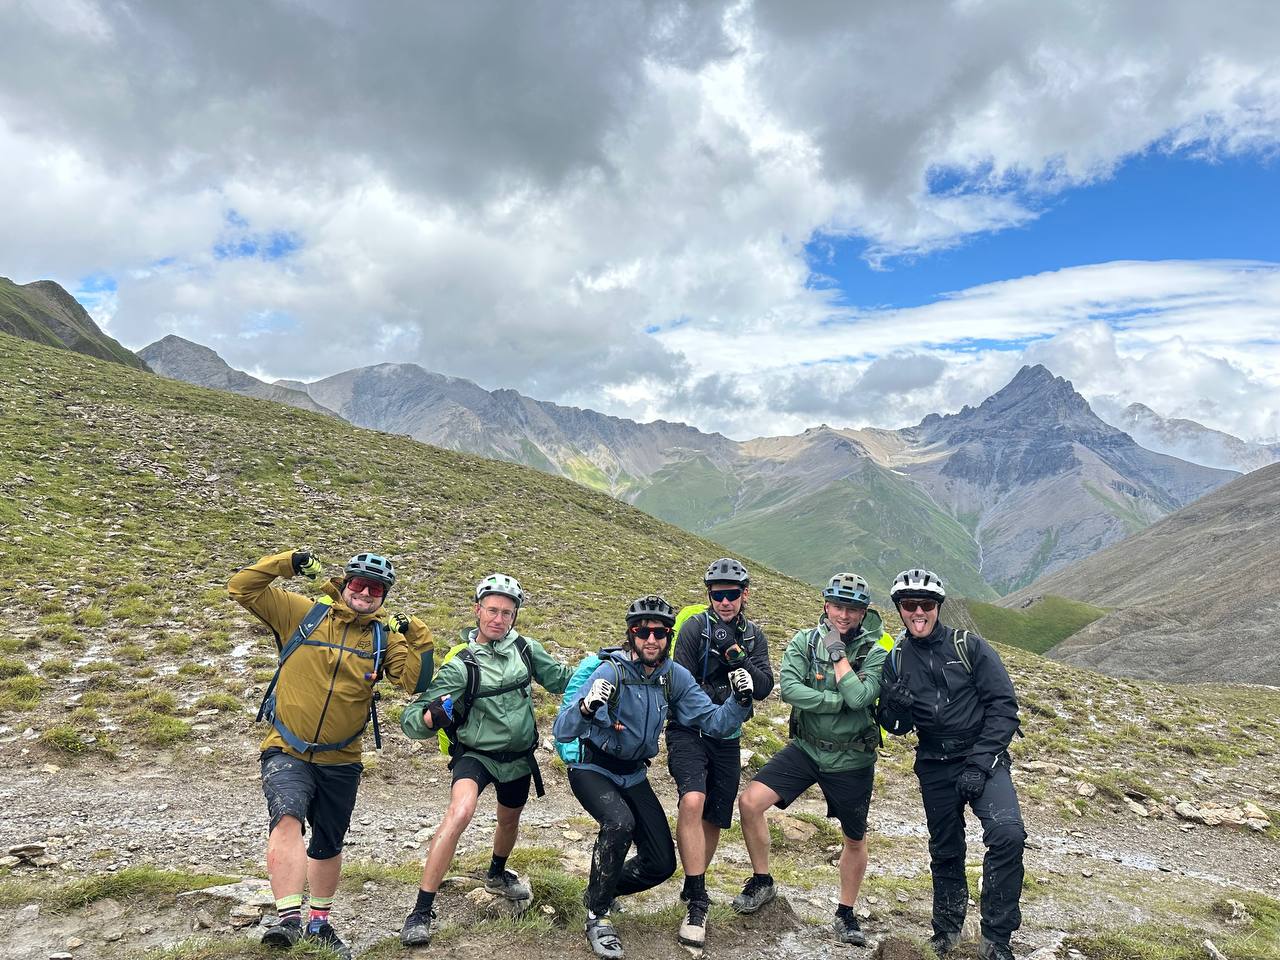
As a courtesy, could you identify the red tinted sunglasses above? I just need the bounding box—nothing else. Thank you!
[898,599,937,613]
[346,577,386,598]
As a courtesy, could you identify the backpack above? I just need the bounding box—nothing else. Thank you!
[888,629,972,677]
[669,603,709,655]
[555,650,671,764]
[788,625,881,753]
[434,634,535,758]
[256,598,389,753]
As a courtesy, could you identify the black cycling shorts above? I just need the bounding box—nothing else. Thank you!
[750,742,874,840]
[665,726,741,829]
[451,755,532,809]
[259,748,362,860]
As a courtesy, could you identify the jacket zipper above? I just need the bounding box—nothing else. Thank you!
[309,620,350,757]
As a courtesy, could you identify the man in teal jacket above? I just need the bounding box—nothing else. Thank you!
[734,573,889,946]
[397,574,571,947]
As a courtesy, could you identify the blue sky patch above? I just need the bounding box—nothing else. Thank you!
[806,150,1280,312]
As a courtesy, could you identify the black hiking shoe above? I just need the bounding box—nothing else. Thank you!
[485,867,532,900]
[677,898,709,949]
[585,914,625,959]
[929,931,962,957]
[400,908,437,947]
[731,875,776,914]
[832,911,866,946]
[261,918,302,949]
[978,939,1017,960]
[303,920,352,959]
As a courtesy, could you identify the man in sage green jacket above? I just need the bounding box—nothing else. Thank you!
[734,572,890,947]
[397,573,571,947]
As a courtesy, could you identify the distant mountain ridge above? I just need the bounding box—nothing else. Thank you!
[139,335,339,417]
[141,331,1238,596]
[1104,401,1280,474]
[0,277,148,370]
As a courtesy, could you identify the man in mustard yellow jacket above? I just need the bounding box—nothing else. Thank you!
[230,549,434,957]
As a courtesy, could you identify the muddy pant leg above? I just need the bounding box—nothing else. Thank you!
[971,761,1026,946]
[916,758,969,939]
[613,777,676,898]
[569,768,635,915]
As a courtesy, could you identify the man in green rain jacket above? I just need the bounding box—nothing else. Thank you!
[397,573,571,947]
[734,572,890,947]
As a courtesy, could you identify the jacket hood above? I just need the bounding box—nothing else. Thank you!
[818,607,885,643]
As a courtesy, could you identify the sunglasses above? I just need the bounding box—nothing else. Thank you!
[708,589,743,603]
[898,599,937,613]
[345,577,386,599]
[629,625,672,641]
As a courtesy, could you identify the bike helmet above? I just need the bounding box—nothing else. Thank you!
[344,553,396,589]
[475,573,524,608]
[823,572,871,607]
[625,594,676,626]
[704,558,749,587]
[889,568,946,604]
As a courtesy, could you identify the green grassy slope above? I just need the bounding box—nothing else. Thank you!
[950,596,1108,654]
[632,454,739,530]
[0,277,148,370]
[0,331,826,756]
[704,461,997,600]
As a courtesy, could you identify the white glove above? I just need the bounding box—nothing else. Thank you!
[582,678,616,714]
[729,668,753,703]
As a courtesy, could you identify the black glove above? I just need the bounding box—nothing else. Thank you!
[389,613,410,634]
[956,764,988,801]
[882,677,914,714]
[427,695,454,729]
[291,551,323,580]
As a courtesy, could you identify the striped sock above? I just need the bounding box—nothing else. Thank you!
[275,893,303,925]
[307,896,334,930]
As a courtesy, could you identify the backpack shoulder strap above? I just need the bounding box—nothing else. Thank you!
[456,648,482,719]
[256,601,331,723]
[954,630,973,674]
[513,634,535,684]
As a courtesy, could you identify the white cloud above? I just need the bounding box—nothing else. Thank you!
[0,1,1277,440]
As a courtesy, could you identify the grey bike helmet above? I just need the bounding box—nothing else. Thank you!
[475,573,524,609]
[823,572,871,607]
[889,568,946,604]
[704,558,749,587]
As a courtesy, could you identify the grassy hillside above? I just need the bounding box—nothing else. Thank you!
[705,461,997,600]
[632,454,739,530]
[0,331,825,758]
[951,596,1108,654]
[0,277,148,370]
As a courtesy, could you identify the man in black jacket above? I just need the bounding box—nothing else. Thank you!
[667,558,774,951]
[877,569,1025,960]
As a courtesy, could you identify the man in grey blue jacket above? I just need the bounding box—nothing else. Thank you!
[553,595,753,960]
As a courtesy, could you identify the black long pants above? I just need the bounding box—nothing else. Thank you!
[916,756,1026,946]
[568,767,677,915]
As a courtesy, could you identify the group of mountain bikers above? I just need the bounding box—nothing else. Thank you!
[229,548,1026,960]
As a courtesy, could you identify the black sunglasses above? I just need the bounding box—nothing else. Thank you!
[629,625,672,641]
[709,588,743,603]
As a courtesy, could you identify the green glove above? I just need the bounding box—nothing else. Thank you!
[291,551,324,580]
[389,613,411,634]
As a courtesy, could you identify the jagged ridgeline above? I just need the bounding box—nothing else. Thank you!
[0,330,828,675]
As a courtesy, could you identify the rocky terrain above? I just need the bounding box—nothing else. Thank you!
[1003,460,1280,686]
[1,332,1279,960]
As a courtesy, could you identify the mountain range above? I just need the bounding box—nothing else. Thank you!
[1106,401,1280,474]
[1005,459,1280,685]
[0,276,148,370]
[142,333,1236,597]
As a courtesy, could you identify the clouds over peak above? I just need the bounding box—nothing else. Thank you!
[0,1,1277,437]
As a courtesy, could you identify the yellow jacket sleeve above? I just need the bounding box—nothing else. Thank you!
[384,614,435,695]
[227,550,314,645]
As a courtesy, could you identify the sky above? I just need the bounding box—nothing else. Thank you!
[2,0,1279,442]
